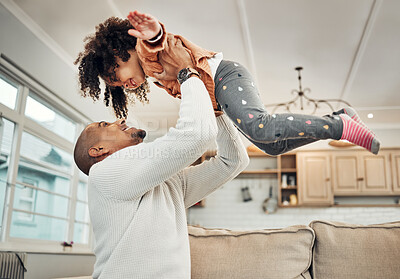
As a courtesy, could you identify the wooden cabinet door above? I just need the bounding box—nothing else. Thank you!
[360,151,392,193]
[392,151,400,193]
[332,152,360,194]
[297,152,333,205]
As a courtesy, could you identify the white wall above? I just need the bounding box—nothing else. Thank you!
[373,127,400,148]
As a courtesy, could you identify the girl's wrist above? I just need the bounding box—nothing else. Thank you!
[148,24,162,42]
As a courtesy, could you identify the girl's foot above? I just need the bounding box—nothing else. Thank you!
[344,107,376,136]
[339,114,380,155]
[334,107,375,136]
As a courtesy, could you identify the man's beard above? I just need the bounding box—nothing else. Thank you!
[132,130,146,139]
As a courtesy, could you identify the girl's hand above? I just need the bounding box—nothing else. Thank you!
[127,11,161,40]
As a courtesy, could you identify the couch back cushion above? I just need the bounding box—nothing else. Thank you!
[188,225,314,279]
[310,220,400,279]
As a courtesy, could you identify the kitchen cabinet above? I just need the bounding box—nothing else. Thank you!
[297,152,333,206]
[194,148,400,209]
[332,151,392,195]
[331,152,359,194]
[391,151,400,193]
[361,151,391,193]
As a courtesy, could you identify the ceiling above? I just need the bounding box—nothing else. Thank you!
[2,0,400,136]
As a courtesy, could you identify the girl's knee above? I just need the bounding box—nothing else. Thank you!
[264,150,281,156]
[250,141,287,156]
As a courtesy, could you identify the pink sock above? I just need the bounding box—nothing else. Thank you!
[343,107,375,136]
[340,114,380,154]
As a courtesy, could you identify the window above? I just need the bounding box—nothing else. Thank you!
[11,163,70,241]
[0,60,91,253]
[25,92,77,142]
[74,181,90,244]
[19,131,73,175]
[0,74,18,110]
[0,118,15,229]
[16,177,38,222]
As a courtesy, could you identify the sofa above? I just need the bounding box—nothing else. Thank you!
[188,220,400,279]
[60,220,400,279]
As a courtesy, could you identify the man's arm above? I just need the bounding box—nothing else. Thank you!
[180,114,250,208]
[90,77,217,200]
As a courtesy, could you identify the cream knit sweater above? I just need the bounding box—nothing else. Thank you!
[88,77,249,278]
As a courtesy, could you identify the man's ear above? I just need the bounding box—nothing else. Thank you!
[88,145,110,158]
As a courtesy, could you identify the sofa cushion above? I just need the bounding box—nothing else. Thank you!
[188,225,314,279]
[310,220,400,279]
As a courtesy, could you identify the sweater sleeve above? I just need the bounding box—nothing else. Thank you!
[180,114,249,208]
[136,22,167,61]
[89,77,218,200]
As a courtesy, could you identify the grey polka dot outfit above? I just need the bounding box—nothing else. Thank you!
[214,60,343,155]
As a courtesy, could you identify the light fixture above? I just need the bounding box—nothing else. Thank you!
[368,113,374,119]
[265,67,352,115]
[328,140,355,148]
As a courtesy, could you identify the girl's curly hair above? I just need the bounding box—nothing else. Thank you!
[74,17,149,118]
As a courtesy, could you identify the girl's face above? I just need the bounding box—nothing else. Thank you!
[105,49,146,89]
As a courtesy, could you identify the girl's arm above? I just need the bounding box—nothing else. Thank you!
[127,11,185,95]
[127,11,167,56]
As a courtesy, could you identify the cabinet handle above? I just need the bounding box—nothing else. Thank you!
[357,177,364,181]
[326,178,330,182]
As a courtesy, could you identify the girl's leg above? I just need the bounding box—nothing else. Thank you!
[241,132,318,155]
[249,107,373,155]
[214,60,380,155]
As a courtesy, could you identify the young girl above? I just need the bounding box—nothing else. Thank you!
[75,11,380,155]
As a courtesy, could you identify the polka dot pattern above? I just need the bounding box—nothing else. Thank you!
[217,61,340,148]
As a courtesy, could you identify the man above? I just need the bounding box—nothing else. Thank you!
[74,37,249,278]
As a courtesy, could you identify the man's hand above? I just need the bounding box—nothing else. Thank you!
[153,35,194,81]
[127,11,161,40]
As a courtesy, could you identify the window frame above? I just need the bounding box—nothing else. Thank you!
[16,177,38,223]
[0,55,93,254]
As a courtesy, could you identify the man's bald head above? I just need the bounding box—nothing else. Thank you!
[74,126,99,175]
